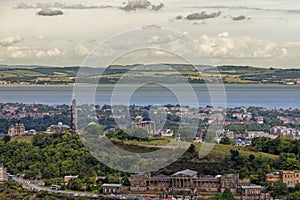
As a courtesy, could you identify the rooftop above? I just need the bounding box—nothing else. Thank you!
[102,183,122,187]
[172,169,197,177]
[241,185,262,189]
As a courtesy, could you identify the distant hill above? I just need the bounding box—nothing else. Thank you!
[0,64,299,85]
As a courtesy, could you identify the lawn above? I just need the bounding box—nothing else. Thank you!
[13,136,33,143]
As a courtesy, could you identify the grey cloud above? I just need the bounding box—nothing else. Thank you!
[14,2,31,9]
[142,24,161,29]
[287,10,300,14]
[37,8,63,16]
[186,11,221,20]
[14,2,113,9]
[184,5,300,14]
[176,15,183,20]
[121,0,164,11]
[232,15,247,21]
[151,3,164,11]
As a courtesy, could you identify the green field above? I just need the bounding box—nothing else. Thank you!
[0,64,299,85]
[13,136,33,143]
[117,138,278,161]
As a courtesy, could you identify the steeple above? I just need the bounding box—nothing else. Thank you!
[71,97,78,134]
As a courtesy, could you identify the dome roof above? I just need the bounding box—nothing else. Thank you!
[142,117,151,121]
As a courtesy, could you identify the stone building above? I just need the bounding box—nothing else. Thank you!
[0,163,7,182]
[132,116,156,135]
[266,170,300,187]
[8,122,25,138]
[103,183,123,194]
[129,173,149,192]
[240,185,270,200]
[46,122,70,134]
[194,175,221,193]
[171,169,197,192]
[129,169,270,199]
[221,174,240,193]
[146,174,171,191]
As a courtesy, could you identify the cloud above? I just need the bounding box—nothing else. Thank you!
[193,20,206,25]
[14,2,31,9]
[218,32,230,38]
[151,3,164,11]
[74,44,89,56]
[142,24,162,29]
[37,8,64,16]
[176,15,183,20]
[5,46,65,59]
[184,6,284,13]
[121,0,164,11]
[0,36,23,47]
[232,15,247,21]
[14,2,113,10]
[196,34,300,67]
[186,11,221,20]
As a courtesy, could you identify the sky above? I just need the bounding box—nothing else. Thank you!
[0,0,300,68]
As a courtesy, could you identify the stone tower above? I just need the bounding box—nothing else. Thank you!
[71,97,78,134]
[8,122,25,138]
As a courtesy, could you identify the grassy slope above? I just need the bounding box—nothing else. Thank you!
[13,136,33,143]
[0,65,297,84]
[207,144,278,160]
[114,138,279,161]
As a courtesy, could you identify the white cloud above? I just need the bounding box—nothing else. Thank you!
[14,2,113,10]
[199,33,289,59]
[36,36,46,40]
[11,51,26,58]
[74,44,90,56]
[218,32,230,38]
[0,36,23,47]
[5,45,65,59]
[196,33,300,67]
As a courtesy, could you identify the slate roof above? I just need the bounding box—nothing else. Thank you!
[102,183,122,187]
[171,169,197,177]
[197,175,217,180]
[152,174,170,179]
[241,185,262,189]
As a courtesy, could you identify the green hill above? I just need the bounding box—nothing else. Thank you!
[0,64,299,85]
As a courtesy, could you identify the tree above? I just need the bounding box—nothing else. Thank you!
[202,130,217,143]
[83,123,104,136]
[2,135,10,143]
[219,137,236,145]
[130,128,149,141]
[282,158,300,170]
[270,181,287,198]
[178,128,195,142]
[222,188,235,200]
[187,144,196,153]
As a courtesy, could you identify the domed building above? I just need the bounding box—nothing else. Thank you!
[132,116,156,135]
[46,122,70,134]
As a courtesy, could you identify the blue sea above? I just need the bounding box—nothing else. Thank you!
[0,84,299,109]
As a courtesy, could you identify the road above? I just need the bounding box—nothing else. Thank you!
[12,176,98,198]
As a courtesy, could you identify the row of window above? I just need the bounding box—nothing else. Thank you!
[284,174,300,178]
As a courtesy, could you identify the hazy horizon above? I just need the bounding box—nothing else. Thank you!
[1,0,300,68]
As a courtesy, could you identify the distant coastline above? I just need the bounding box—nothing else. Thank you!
[0,64,300,85]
